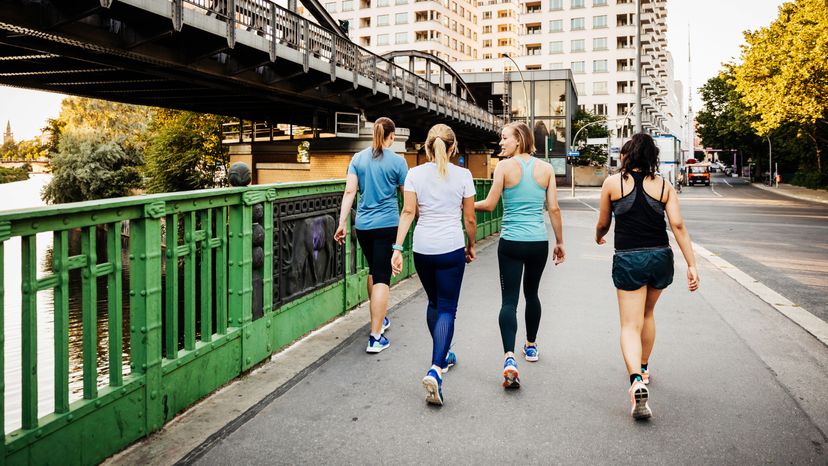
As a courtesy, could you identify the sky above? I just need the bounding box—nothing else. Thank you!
[0,0,787,141]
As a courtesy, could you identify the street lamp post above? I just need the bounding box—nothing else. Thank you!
[767,134,774,187]
[635,0,642,134]
[503,54,530,127]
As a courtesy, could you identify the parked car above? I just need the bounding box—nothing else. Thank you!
[687,163,711,186]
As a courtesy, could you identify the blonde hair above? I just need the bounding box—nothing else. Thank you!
[372,117,395,159]
[425,124,457,179]
[503,121,535,155]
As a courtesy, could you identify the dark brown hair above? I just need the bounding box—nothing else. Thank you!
[620,133,660,178]
[372,117,395,159]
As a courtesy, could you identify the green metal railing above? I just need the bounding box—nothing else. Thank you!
[0,179,500,465]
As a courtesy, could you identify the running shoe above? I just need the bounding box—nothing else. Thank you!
[629,379,652,420]
[523,344,539,362]
[503,357,521,389]
[442,351,457,373]
[422,368,444,405]
[382,316,391,333]
[365,334,390,353]
[641,367,650,385]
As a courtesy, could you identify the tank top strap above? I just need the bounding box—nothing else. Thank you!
[517,156,535,181]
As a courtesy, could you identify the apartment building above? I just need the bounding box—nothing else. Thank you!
[314,0,682,140]
[322,0,480,62]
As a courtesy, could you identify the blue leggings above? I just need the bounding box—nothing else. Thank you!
[413,248,466,368]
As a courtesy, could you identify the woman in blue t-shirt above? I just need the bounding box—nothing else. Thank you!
[334,117,408,353]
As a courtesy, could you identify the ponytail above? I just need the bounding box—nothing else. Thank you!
[371,117,395,159]
[425,123,457,179]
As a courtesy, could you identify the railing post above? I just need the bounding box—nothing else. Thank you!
[171,0,183,32]
[262,190,276,314]
[330,36,337,82]
[130,201,165,435]
[229,194,253,369]
[302,19,309,73]
[371,55,377,95]
[226,0,236,49]
[0,221,8,452]
[269,4,278,61]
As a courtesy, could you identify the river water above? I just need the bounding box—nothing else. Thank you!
[2,175,132,434]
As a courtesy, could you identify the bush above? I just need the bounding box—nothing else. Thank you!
[790,171,828,190]
[0,166,29,184]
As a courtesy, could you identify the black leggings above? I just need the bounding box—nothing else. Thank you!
[498,239,549,353]
[355,226,397,285]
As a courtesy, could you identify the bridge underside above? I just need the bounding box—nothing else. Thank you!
[0,1,499,142]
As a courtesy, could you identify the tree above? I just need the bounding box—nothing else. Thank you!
[143,110,231,193]
[41,128,143,204]
[731,0,828,171]
[696,69,766,169]
[571,109,609,166]
[41,117,66,156]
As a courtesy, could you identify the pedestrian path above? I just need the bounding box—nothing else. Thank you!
[753,182,828,204]
[181,209,827,465]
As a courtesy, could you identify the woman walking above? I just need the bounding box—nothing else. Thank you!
[391,124,477,406]
[595,133,699,420]
[475,121,565,389]
[335,117,408,353]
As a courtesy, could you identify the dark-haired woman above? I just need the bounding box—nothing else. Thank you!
[335,117,408,353]
[475,121,565,389]
[595,133,699,420]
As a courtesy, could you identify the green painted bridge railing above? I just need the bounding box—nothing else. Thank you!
[0,179,501,465]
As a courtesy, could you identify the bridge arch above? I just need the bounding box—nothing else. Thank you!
[380,50,477,105]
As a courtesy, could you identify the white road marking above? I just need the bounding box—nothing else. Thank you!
[577,198,598,212]
[710,184,723,197]
[722,178,732,187]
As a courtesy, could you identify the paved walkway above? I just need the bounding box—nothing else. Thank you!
[163,210,828,465]
[753,182,828,204]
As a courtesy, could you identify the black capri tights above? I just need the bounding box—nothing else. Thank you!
[355,226,397,286]
[497,239,549,353]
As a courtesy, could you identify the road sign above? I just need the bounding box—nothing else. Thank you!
[610,146,621,154]
[567,150,580,157]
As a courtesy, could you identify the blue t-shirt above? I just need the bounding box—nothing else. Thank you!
[347,147,408,230]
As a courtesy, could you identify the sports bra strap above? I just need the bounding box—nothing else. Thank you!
[660,177,665,201]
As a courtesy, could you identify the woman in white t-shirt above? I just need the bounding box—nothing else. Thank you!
[391,124,477,406]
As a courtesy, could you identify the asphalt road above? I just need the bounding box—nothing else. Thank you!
[193,208,828,465]
[563,173,828,323]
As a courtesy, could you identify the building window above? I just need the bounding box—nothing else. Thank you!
[377,15,389,26]
[571,39,585,52]
[377,0,389,6]
[483,39,492,47]
[593,59,608,72]
[593,37,608,50]
[343,0,353,11]
[593,15,607,28]
[395,12,408,24]
[549,19,563,32]
[527,45,542,55]
[571,61,585,74]
[483,53,492,59]
[395,32,407,44]
[594,0,607,5]
[593,82,608,95]
[526,64,541,70]
[325,2,337,12]
[571,17,585,30]
[593,103,607,115]
[549,0,563,10]
[483,25,492,33]
[396,0,407,4]
[576,82,586,95]
[549,41,563,54]
[483,11,492,19]
[571,0,584,8]
[377,34,389,45]
[550,62,563,69]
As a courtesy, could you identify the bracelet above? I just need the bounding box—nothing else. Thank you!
[391,244,404,252]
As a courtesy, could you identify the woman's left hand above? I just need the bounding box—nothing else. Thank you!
[391,250,403,276]
[553,244,566,265]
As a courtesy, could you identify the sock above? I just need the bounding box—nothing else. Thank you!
[641,363,649,372]
[370,332,382,340]
[630,373,642,385]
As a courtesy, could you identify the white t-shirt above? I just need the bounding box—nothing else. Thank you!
[404,162,476,255]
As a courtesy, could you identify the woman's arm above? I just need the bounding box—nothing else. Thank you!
[545,166,565,265]
[664,185,700,292]
[463,195,477,263]
[595,176,613,245]
[391,190,418,276]
[334,173,359,245]
[475,161,506,212]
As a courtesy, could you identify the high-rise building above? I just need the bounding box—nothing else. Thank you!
[319,0,682,140]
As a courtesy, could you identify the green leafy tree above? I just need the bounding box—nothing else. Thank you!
[571,109,609,167]
[731,0,828,172]
[41,117,66,156]
[143,110,231,193]
[58,97,153,153]
[41,128,143,204]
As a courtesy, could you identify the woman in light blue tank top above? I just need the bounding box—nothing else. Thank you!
[475,121,565,389]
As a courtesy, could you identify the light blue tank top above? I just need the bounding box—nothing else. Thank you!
[501,157,548,242]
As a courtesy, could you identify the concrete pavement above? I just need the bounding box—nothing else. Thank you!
[753,182,828,205]
[159,209,828,465]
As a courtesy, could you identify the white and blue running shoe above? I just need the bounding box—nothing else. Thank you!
[523,344,539,362]
[381,316,391,333]
[442,351,457,373]
[503,356,520,389]
[366,334,390,353]
[422,368,444,405]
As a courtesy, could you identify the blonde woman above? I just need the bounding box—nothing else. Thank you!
[391,124,476,406]
[475,121,565,389]
[596,133,699,420]
[335,117,408,353]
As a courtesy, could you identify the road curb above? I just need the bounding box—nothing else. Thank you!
[693,241,828,347]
